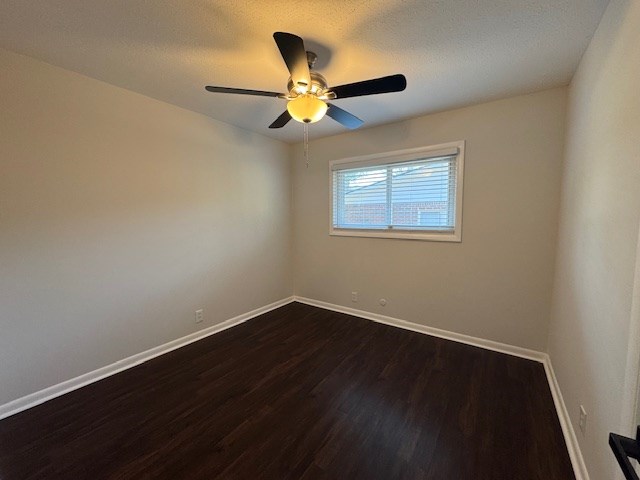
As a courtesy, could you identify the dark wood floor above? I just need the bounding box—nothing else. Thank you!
[0,302,574,479]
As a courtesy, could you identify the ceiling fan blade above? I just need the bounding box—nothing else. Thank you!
[330,74,407,99]
[326,104,364,130]
[205,86,283,97]
[268,111,292,129]
[273,32,311,91]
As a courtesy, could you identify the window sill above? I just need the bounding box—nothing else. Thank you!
[329,228,461,242]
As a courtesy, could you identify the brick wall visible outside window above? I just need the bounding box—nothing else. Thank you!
[343,201,448,226]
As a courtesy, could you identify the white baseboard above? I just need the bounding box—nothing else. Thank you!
[542,354,590,480]
[0,296,295,421]
[293,295,589,480]
[294,296,546,362]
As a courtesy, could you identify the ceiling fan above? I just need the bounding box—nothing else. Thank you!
[205,32,407,130]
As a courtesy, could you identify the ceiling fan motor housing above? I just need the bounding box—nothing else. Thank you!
[287,70,330,98]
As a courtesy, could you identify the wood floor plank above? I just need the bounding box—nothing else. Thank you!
[0,302,575,479]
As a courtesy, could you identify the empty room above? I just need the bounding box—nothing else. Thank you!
[1,1,639,479]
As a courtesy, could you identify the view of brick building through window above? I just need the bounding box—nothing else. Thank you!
[342,201,449,227]
[335,159,455,229]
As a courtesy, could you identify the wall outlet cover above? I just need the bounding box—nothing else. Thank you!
[579,405,587,434]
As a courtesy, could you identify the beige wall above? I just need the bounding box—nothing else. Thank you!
[292,88,567,351]
[0,48,292,405]
[547,0,640,478]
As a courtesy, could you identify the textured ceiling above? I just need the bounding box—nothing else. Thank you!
[0,0,609,143]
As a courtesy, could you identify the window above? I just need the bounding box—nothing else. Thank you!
[330,141,464,241]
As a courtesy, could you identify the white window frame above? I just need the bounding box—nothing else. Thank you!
[329,141,465,242]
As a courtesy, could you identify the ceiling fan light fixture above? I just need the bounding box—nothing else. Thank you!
[287,94,328,124]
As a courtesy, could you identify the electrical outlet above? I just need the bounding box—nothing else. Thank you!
[351,292,358,302]
[195,309,204,324]
[579,405,587,434]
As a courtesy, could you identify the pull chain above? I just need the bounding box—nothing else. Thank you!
[303,123,309,169]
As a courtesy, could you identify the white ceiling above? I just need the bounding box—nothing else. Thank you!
[0,0,609,143]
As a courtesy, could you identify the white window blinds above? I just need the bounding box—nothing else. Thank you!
[332,154,458,232]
